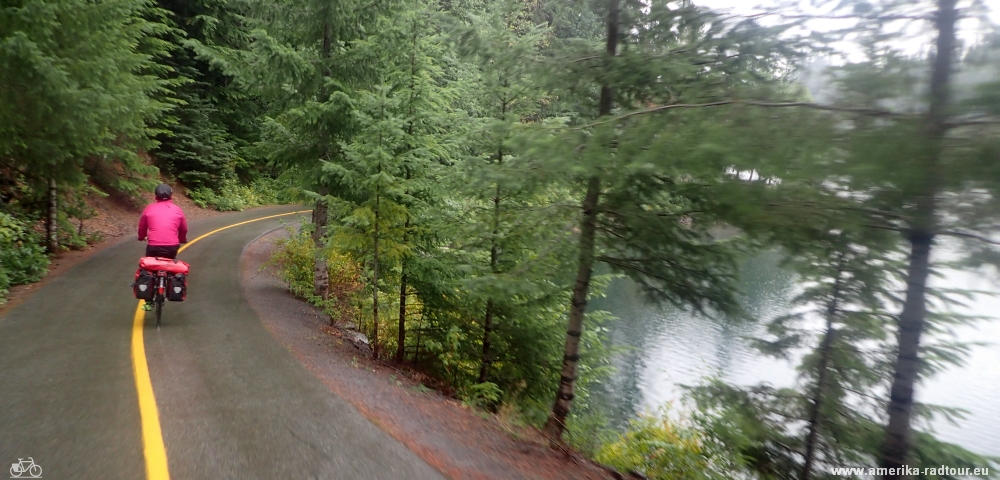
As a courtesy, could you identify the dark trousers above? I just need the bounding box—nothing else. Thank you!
[146,244,180,259]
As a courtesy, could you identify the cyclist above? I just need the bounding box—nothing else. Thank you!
[138,183,188,259]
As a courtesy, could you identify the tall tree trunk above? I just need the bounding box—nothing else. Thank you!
[478,301,495,383]
[480,112,505,384]
[543,0,618,441]
[478,186,500,381]
[372,127,383,360]
[543,176,602,440]
[373,189,380,360]
[321,19,332,79]
[396,14,419,366]
[312,190,329,300]
[880,231,934,475]
[478,195,499,381]
[46,178,58,253]
[396,217,410,364]
[879,0,955,476]
[313,18,333,301]
[802,254,845,480]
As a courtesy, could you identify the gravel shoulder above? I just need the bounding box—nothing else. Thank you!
[241,228,615,480]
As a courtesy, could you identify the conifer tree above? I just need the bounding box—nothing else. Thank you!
[752,217,901,479]
[244,0,386,298]
[332,86,412,359]
[535,0,812,441]
[450,0,559,384]
[773,0,1000,472]
[381,0,460,364]
[1,0,170,241]
[148,0,272,189]
[680,1,1000,475]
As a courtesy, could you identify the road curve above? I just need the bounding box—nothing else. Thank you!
[0,205,446,480]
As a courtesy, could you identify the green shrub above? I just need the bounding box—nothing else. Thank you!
[461,382,503,411]
[188,177,297,211]
[0,264,8,302]
[266,227,363,323]
[57,211,103,251]
[267,227,317,299]
[0,212,50,303]
[594,408,739,480]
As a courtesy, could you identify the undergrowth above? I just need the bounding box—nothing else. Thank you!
[593,407,742,480]
[265,226,363,324]
[188,177,297,211]
[264,224,735,480]
[0,212,50,304]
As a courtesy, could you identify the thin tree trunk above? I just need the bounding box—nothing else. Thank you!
[478,187,498,381]
[543,175,602,440]
[479,300,495,384]
[396,218,410,364]
[373,188,380,360]
[478,188,500,381]
[313,17,333,301]
[879,0,955,476]
[880,230,934,475]
[46,178,58,253]
[395,13,419,366]
[802,253,845,480]
[480,108,506,384]
[312,191,329,300]
[543,0,618,441]
[415,317,423,363]
[321,19,332,79]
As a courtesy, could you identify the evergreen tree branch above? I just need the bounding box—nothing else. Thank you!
[573,101,916,130]
[755,13,933,22]
[947,118,1000,127]
[936,230,1000,245]
[764,201,908,221]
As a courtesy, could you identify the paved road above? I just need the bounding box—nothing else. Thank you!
[0,206,445,480]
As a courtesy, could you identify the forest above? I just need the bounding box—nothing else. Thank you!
[3,0,1000,478]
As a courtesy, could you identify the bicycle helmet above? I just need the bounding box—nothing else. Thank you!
[154,183,173,201]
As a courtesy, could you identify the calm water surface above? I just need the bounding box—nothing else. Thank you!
[591,250,1000,456]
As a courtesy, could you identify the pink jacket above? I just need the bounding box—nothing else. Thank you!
[138,200,188,246]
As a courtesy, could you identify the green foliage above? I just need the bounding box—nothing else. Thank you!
[187,177,295,211]
[150,0,265,189]
[595,408,741,480]
[565,410,619,458]
[155,88,240,187]
[460,382,502,410]
[688,380,803,478]
[266,227,316,298]
[0,212,50,303]
[57,185,105,250]
[0,0,169,194]
[6,0,998,474]
[911,432,999,480]
[266,226,363,322]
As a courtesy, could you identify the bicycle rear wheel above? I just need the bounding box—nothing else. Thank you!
[155,297,164,327]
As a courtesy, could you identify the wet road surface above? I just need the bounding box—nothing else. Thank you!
[0,206,445,480]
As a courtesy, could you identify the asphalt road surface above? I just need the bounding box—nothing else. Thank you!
[0,206,445,480]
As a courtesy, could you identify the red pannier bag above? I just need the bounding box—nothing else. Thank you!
[139,257,190,275]
[134,257,191,301]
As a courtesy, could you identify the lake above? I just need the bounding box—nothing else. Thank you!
[591,249,1000,457]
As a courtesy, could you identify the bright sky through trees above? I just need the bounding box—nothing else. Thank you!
[695,0,1000,58]
[696,0,1000,21]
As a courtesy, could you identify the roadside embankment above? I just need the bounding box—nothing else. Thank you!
[241,227,616,480]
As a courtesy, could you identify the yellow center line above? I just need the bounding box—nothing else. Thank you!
[132,210,310,480]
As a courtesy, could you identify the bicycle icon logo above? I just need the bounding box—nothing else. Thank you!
[9,458,42,478]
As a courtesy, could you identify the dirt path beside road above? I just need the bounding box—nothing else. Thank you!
[241,228,614,480]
